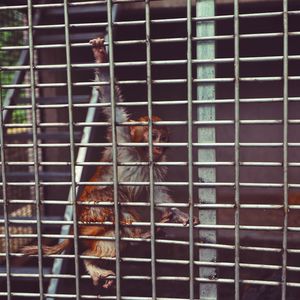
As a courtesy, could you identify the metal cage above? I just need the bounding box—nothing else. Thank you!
[0,0,300,299]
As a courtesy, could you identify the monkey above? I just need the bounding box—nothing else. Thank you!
[21,37,198,290]
[89,36,196,224]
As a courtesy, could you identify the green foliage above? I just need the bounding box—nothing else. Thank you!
[12,109,27,124]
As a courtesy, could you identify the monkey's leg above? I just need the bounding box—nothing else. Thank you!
[84,230,116,289]
[83,249,115,289]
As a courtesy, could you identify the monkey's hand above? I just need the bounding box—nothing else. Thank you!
[140,210,175,238]
[162,208,199,226]
[89,37,107,63]
[138,227,166,239]
[91,268,115,289]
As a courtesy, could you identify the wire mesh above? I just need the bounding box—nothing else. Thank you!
[0,0,300,300]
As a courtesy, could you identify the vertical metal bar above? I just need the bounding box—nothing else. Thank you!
[46,89,99,300]
[196,0,217,298]
[107,0,121,298]
[63,1,81,299]
[187,1,194,299]
[0,70,12,300]
[145,1,157,299]
[234,0,240,299]
[282,0,288,299]
[27,1,44,298]
[47,7,118,298]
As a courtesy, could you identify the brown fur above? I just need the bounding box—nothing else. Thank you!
[21,238,71,256]
[288,193,300,205]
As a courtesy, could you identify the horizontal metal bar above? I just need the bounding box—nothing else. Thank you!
[3,10,296,31]
[5,76,300,89]
[4,120,300,128]
[3,30,300,51]
[0,161,231,167]
[0,274,299,288]
[3,97,293,107]
[4,259,300,274]
[240,204,283,209]
[0,1,298,14]
[2,57,300,71]
[0,218,292,230]
[0,291,221,300]
[0,201,293,209]
[6,140,300,148]
[195,278,300,287]
[239,183,283,188]
[0,181,291,188]
[240,162,282,166]
[0,26,28,32]
[4,224,300,240]
[3,54,300,71]
[4,242,300,256]
[193,32,283,41]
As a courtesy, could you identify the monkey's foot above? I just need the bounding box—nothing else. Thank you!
[89,37,107,63]
[92,269,115,289]
[165,208,199,226]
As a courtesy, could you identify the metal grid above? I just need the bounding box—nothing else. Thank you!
[0,1,43,269]
[0,0,300,299]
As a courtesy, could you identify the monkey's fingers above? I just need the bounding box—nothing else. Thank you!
[89,37,104,47]
[92,270,115,289]
[140,231,151,239]
[139,227,165,239]
[170,209,199,226]
[89,37,107,63]
[102,278,114,289]
[160,210,173,223]
[182,216,199,226]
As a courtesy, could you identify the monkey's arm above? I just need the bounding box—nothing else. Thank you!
[90,37,130,143]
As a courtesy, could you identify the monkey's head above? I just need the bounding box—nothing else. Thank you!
[129,115,169,161]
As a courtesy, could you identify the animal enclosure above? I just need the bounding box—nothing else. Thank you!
[1,0,300,299]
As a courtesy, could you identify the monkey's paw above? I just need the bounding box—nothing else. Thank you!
[89,37,107,63]
[92,269,115,289]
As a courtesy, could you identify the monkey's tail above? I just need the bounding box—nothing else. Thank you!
[21,239,72,256]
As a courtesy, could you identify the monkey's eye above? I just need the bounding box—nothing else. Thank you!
[160,134,168,142]
[152,132,159,140]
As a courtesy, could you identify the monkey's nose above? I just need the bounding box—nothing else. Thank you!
[153,147,162,155]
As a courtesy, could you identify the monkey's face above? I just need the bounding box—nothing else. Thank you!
[149,128,168,161]
[138,127,169,161]
[129,116,169,161]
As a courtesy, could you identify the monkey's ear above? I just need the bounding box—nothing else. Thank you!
[130,126,144,142]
